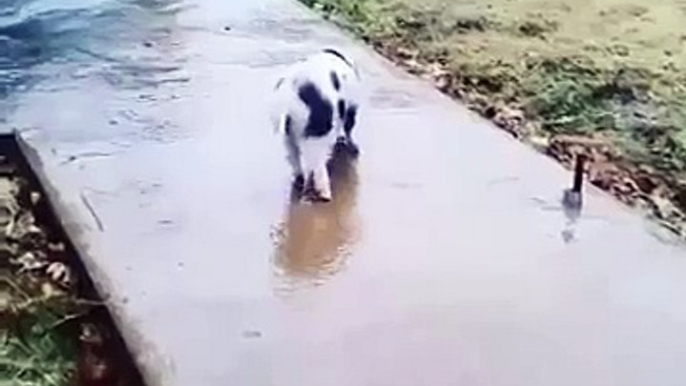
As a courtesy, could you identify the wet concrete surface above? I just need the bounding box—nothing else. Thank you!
[4,0,686,385]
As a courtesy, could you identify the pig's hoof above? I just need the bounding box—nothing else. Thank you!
[346,142,360,158]
[292,174,305,191]
[303,188,332,204]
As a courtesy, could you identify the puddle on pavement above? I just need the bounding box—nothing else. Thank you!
[240,18,325,43]
[369,86,417,110]
[0,135,145,386]
[271,147,361,294]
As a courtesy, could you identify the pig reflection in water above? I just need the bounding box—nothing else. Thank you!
[272,147,360,292]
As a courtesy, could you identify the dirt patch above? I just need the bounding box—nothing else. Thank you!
[0,136,144,386]
[303,0,686,238]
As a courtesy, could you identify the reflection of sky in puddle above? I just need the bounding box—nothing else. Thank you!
[1,0,186,99]
[271,150,361,296]
[3,0,195,148]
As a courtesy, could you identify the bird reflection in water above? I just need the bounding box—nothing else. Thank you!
[272,144,360,294]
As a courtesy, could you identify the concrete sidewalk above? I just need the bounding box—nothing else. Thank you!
[8,0,686,385]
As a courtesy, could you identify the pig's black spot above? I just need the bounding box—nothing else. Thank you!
[344,104,358,135]
[298,82,333,138]
[284,114,293,136]
[330,71,341,91]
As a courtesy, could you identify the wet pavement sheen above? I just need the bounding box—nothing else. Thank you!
[6,0,686,385]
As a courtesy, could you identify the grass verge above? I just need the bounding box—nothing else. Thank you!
[302,0,686,237]
[0,136,144,386]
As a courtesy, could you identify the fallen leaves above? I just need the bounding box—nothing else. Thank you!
[362,32,686,239]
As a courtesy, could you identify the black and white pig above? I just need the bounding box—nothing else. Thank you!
[271,48,362,202]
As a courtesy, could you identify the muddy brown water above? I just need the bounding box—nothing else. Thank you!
[272,148,360,293]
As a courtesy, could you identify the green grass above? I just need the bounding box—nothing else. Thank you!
[1,174,82,386]
[302,0,686,211]
[1,275,80,386]
[1,316,77,386]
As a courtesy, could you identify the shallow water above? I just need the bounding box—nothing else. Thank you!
[0,0,185,104]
